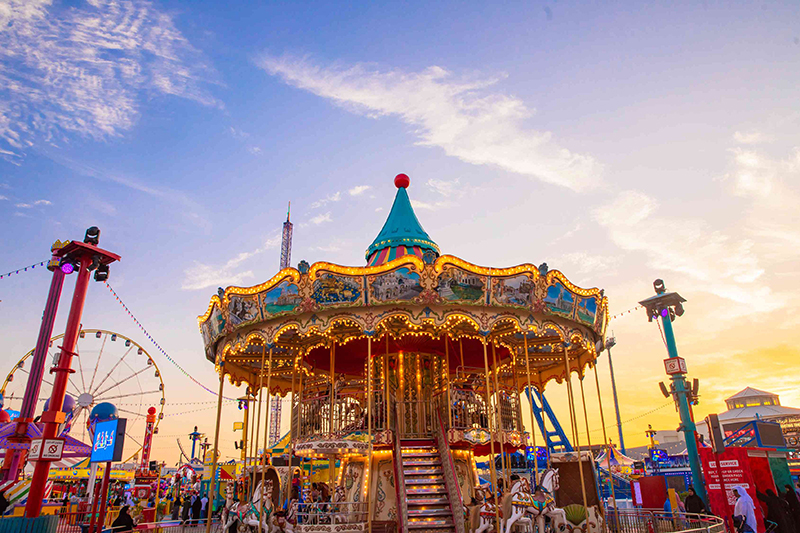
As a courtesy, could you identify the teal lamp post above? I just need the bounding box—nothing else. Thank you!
[639,279,707,502]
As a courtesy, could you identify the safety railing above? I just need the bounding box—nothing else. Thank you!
[47,511,219,533]
[293,501,367,525]
[605,508,725,533]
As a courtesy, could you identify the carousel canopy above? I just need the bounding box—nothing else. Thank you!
[199,174,608,392]
[366,174,440,266]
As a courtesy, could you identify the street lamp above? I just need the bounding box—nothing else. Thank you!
[604,336,627,454]
[639,279,706,501]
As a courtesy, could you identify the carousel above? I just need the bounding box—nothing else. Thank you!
[198,175,614,533]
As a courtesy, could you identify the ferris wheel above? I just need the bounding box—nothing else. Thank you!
[0,329,166,458]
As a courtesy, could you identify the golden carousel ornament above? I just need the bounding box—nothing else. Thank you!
[199,174,615,533]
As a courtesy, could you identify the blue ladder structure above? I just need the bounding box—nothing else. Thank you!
[526,386,573,453]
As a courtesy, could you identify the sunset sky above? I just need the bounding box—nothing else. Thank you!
[1,0,799,462]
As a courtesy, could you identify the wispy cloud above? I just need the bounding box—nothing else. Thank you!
[309,212,332,225]
[0,0,220,160]
[228,127,249,139]
[733,131,769,145]
[182,235,281,290]
[348,185,371,196]
[310,192,340,209]
[248,146,263,155]
[258,55,603,192]
[594,190,780,313]
[0,195,7,201]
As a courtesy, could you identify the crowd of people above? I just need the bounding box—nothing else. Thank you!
[731,483,800,533]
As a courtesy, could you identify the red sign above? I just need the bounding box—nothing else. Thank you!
[699,447,773,532]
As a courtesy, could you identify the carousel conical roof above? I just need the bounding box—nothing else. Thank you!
[366,174,439,265]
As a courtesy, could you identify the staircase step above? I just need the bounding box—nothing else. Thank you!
[407,486,448,494]
[402,451,440,458]
[407,496,450,506]
[404,467,443,476]
[408,518,454,529]
[405,476,444,485]
[403,458,442,466]
[408,508,452,516]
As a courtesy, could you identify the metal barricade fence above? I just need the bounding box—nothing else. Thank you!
[293,501,367,525]
[48,510,221,533]
[605,508,726,533]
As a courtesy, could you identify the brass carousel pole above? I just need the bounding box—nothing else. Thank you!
[491,343,509,490]
[482,338,501,533]
[205,361,226,533]
[445,335,452,429]
[286,350,298,504]
[459,338,465,372]
[385,333,390,429]
[297,351,306,496]
[367,336,374,532]
[562,347,589,513]
[537,372,551,468]
[247,385,257,501]
[594,362,619,530]
[253,342,267,503]
[261,347,274,524]
[329,341,336,490]
[523,333,539,484]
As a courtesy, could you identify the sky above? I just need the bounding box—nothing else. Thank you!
[0,0,799,463]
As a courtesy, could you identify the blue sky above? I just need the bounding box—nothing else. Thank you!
[1,0,799,461]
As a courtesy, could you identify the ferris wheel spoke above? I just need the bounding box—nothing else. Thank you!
[91,345,134,397]
[115,407,145,420]
[81,409,88,443]
[125,432,143,448]
[95,366,151,398]
[18,367,54,388]
[96,389,161,402]
[87,333,108,392]
[72,343,88,393]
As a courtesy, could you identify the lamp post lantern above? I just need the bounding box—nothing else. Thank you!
[639,279,706,501]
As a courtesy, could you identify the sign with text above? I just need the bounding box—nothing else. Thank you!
[40,438,64,460]
[90,418,127,463]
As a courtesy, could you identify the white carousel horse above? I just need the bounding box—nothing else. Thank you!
[473,488,502,533]
[228,479,274,532]
[502,477,535,533]
[332,484,349,524]
[503,469,566,533]
[536,469,566,532]
[221,482,239,532]
[269,509,295,533]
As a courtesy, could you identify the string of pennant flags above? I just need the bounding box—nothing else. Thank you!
[103,281,235,400]
[0,260,48,280]
[608,304,644,321]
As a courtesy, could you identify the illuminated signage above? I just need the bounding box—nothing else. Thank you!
[90,418,127,463]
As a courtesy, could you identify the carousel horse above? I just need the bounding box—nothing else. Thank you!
[270,509,295,533]
[473,488,502,533]
[332,485,349,524]
[228,479,274,532]
[221,482,243,533]
[504,469,566,533]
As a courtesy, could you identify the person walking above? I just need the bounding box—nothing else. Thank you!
[181,492,192,524]
[191,491,202,525]
[733,486,758,533]
[111,505,136,532]
[782,485,800,533]
[758,489,792,533]
[171,493,182,520]
[684,486,708,515]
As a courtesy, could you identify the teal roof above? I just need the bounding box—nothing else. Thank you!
[366,186,439,261]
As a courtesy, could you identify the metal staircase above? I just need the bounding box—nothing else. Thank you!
[525,386,573,453]
[400,440,456,532]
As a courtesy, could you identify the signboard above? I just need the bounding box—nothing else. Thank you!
[28,438,64,461]
[30,439,43,460]
[650,448,668,462]
[663,357,687,375]
[91,418,127,463]
[41,438,64,460]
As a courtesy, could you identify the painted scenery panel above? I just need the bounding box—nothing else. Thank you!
[312,273,362,305]
[436,267,485,302]
[492,274,534,307]
[575,296,598,326]
[228,295,260,326]
[260,279,301,317]
[544,282,574,318]
[370,267,422,303]
[206,304,226,338]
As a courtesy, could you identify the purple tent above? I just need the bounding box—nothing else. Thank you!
[0,422,91,458]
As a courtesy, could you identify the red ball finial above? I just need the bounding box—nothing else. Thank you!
[148,406,157,415]
[394,173,410,189]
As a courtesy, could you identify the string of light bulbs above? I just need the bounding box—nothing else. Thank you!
[0,260,48,280]
[103,281,236,400]
[608,304,644,321]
